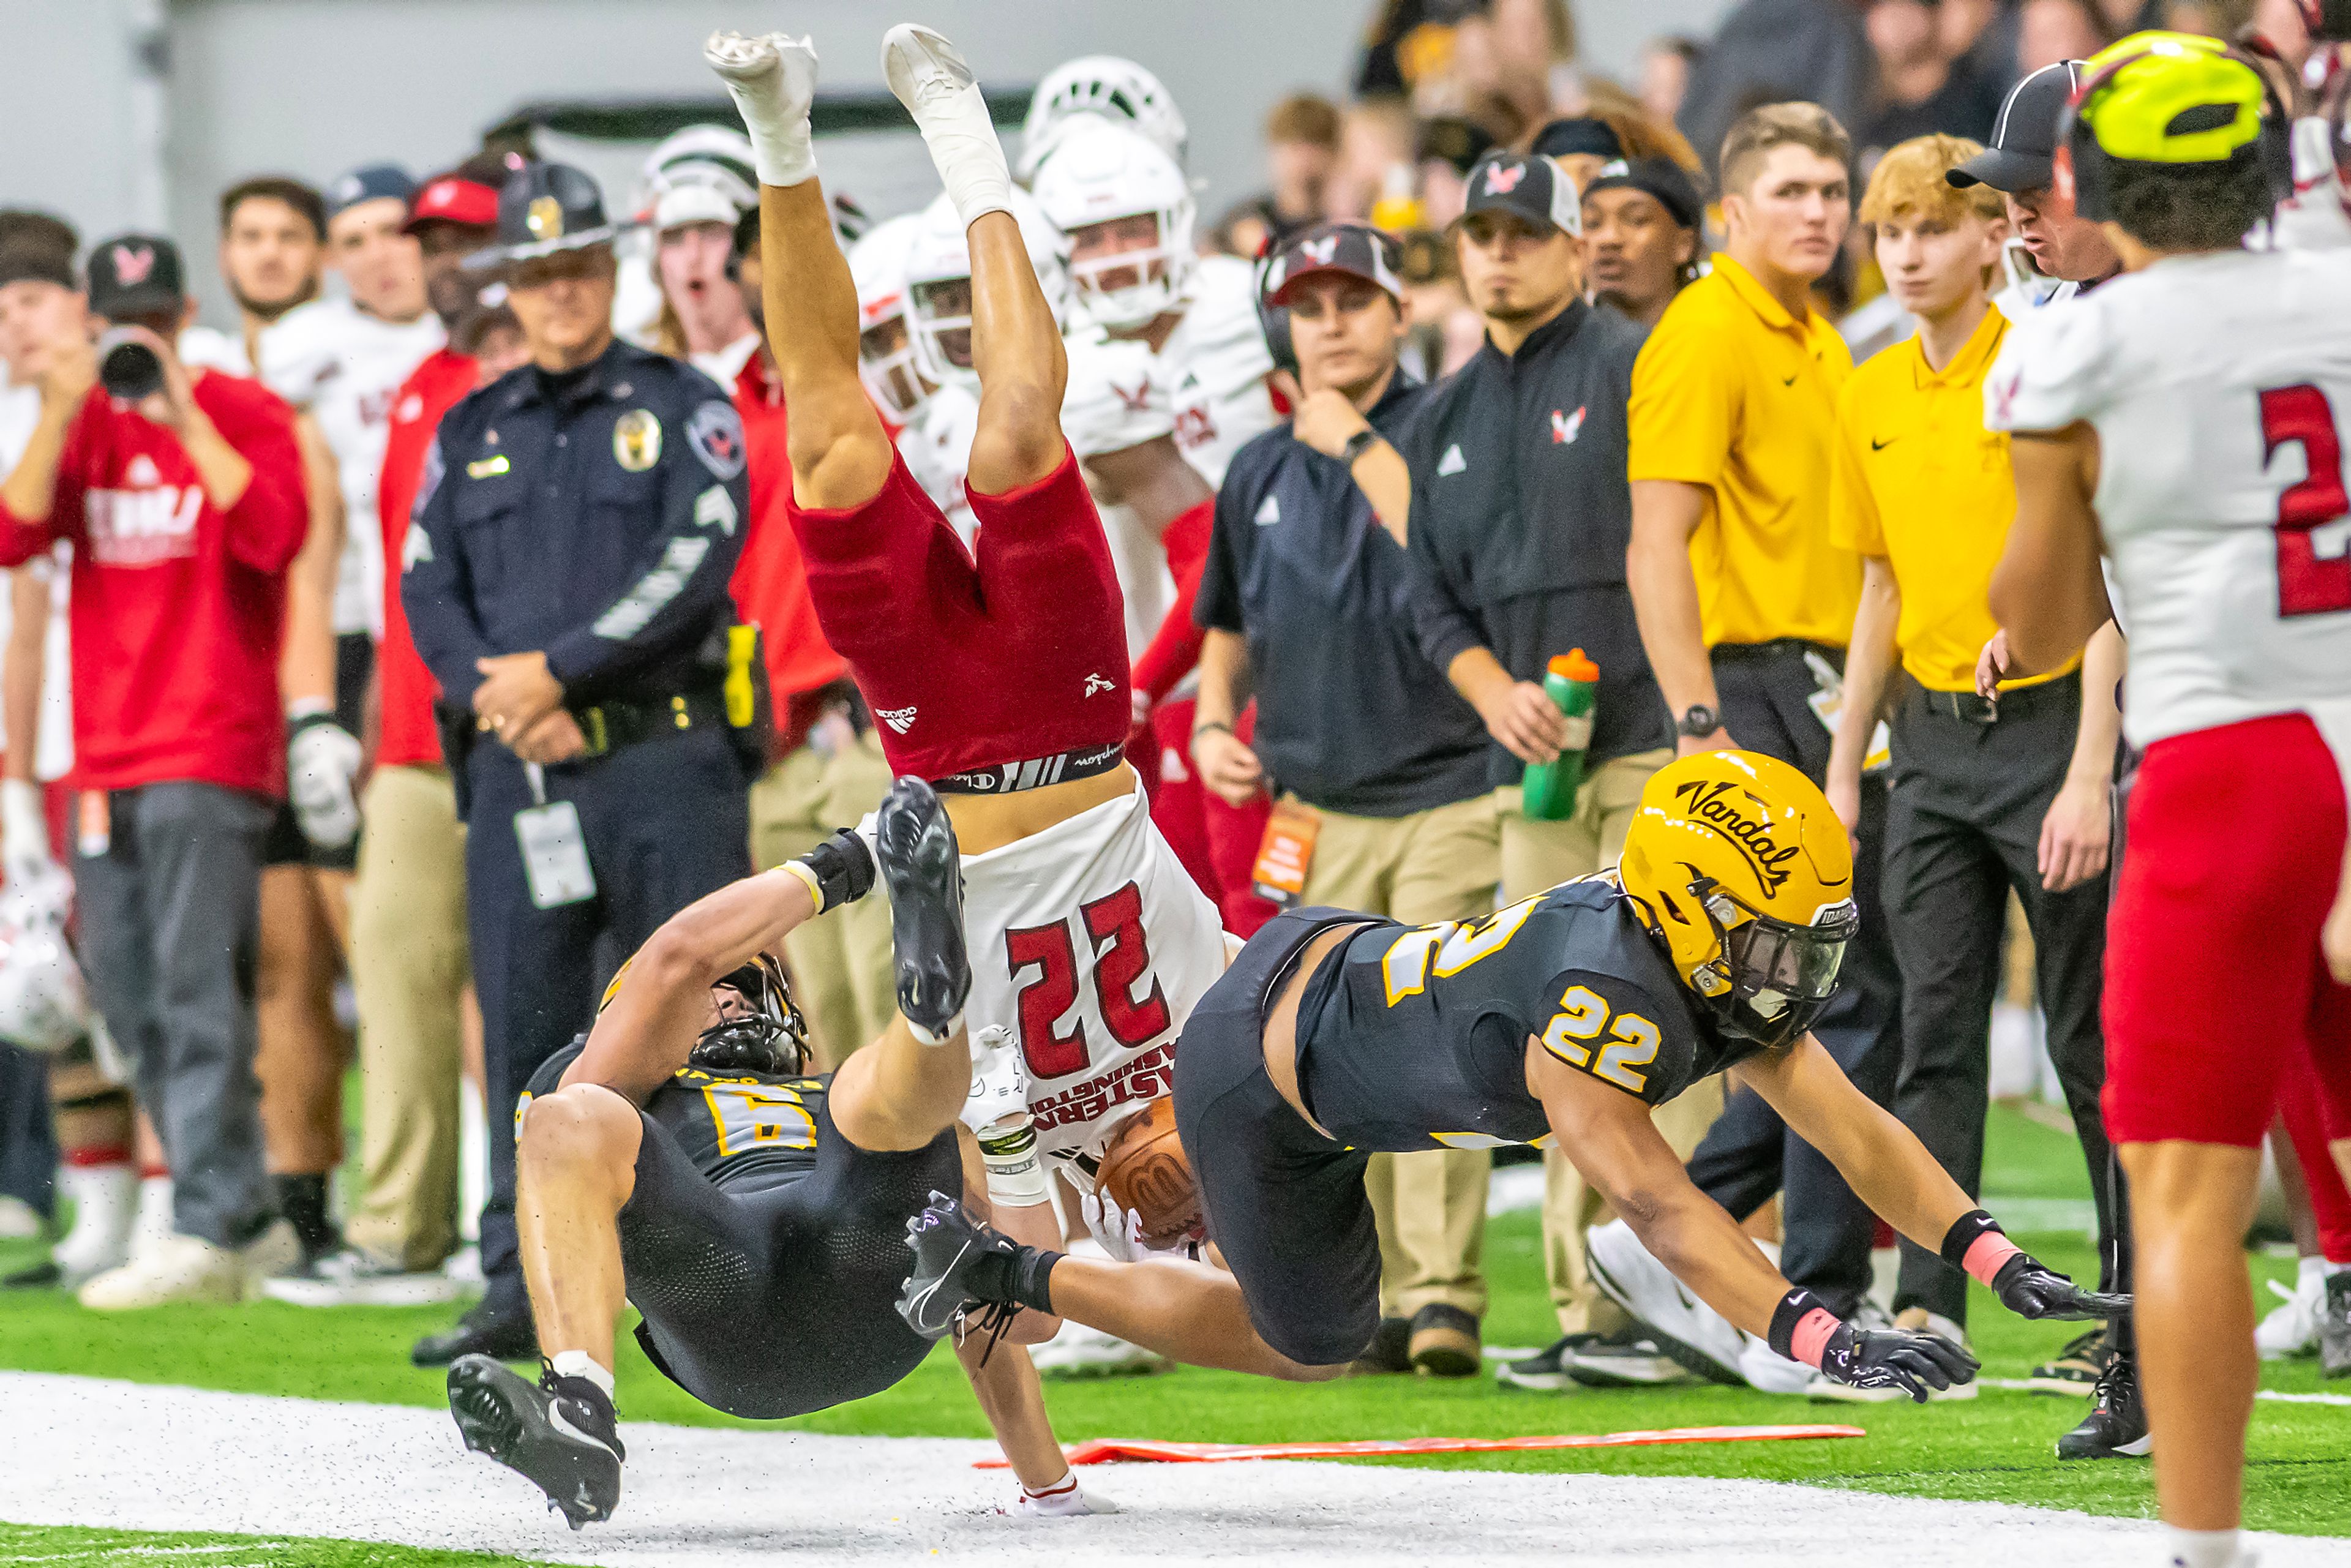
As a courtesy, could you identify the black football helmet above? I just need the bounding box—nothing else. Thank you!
[689,953,809,1076]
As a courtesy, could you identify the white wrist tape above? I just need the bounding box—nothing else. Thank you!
[979,1123,1049,1206]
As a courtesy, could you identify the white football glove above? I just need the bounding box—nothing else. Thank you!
[287,713,363,850]
[1,779,50,886]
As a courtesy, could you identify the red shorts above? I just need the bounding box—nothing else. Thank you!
[787,446,1131,783]
[2103,711,2351,1147]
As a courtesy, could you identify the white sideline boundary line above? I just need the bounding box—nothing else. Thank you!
[1983,1377,2351,1406]
[2,1371,2349,1566]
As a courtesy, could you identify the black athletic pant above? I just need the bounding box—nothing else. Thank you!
[1685,641,1905,1318]
[1880,674,2115,1326]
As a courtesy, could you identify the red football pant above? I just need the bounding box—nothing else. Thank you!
[2278,1044,2351,1264]
[788,446,1130,782]
[1142,697,1277,939]
[2103,713,2351,1147]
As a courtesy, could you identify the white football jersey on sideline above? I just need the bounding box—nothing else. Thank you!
[1063,327,1178,653]
[899,383,980,549]
[260,298,445,637]
[1984,247,2351,752]
[1157,253,1280,489]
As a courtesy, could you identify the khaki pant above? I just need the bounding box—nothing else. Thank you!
[751,732,896,1071]
[346,765,471,1270]
[1496,749,1727,1335]
[1295,790,1500,1321]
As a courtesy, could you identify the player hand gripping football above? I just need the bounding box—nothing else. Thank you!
[1079,1191,1198,1264]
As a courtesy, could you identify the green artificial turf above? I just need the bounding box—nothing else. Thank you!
[0,1520,546,1567]
[2,1105,2345,1539]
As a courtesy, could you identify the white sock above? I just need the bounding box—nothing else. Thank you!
[2322,1259,2351,1279]
[2161,1526,2243,1568]
[550,1350,616,1401]
[59,1161,136,1248]
[893,39,1011,228]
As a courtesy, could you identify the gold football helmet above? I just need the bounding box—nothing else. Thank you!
[1618,750,1859,1049]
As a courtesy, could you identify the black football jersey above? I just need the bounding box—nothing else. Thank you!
[1292,877,1753,1153]
[525,1040,831,1196]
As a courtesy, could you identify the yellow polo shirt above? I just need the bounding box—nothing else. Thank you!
[1627,254,1860,649]
[1828,305,2076,694]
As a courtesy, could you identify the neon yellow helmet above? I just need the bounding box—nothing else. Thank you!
[1618,750,1859,1050]
[2060,30,2284,220]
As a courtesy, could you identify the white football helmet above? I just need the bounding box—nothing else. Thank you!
[902,187,1071,391]
[0,869,85,1055]
[1032,121,1196,332]
[849,214,934,422]
[1016,55,1188,182]
[640,125,759,225]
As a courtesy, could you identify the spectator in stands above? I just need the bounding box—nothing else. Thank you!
[1392,151,1695,1391]
[295,160,508,1306]
[2016,0,2113,75]
[1624,104,1907,1392]
[1193,219,1497,1379]
[0,234,309,1308]
[1676,0,1875,182]
[1583,158,1708,330]
[724,204,893,1068]
[1856,0,2008,165]
[1822,137,2122,1417]
[1237,93,1344,247]
[216,178,326,371]
[1641,36,1703,127]
[1415,115,1496,230]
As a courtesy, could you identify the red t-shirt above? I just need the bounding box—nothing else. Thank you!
[730,354,848,739]
[0,373,306,795]
[375,348,479,769]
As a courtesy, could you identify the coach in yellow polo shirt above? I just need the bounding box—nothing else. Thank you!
[1615,102,1906,1395]
[1821,134,2124,1382]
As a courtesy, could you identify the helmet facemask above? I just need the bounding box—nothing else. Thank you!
[1065,205,1193,330]
[857,306,931,422]
[1679,875,1857,1050]
[907,272,978,388]
[687,956,809,1077]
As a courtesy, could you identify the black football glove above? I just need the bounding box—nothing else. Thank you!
[1989,1253,2131,1321]
[1815,1321,1979,1404]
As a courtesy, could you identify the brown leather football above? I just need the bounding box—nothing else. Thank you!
[1097,1096,1202,1248]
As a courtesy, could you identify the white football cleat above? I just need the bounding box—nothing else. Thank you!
[705,30,820,187]
[1029,1319,1172,1379]
[2257,1272,2324,1360]
[882,23,1012,228]
[1737,1333,1815,1395]
[77,1231,246,1309]
[0,1195,42,1240]
[1584,1218,1746,1386]
[1014,1472,1118,1518]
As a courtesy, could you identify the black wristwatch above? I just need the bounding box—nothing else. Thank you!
[1674,703,1720,738]
[1340,427,1381,465]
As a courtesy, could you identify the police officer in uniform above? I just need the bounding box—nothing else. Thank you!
[401,164,756,1364]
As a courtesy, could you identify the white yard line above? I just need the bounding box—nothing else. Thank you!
[1,1371,2345,1567]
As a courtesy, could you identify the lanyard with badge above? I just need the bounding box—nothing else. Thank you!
[514,762,597,908]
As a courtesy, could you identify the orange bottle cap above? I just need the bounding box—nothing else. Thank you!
[1549,649,1599,682]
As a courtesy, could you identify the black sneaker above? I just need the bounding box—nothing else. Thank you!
[448,1355,625,1528]
[898,1190,1045,1340]
[1350,1316,1412,1375]
[2027,1326,2112,1395]
[874,778,970,1042]
[1565,1327,1697,1388]
[1496,1333,1599,1392]
[2324,1273,2351,1380]
[1408,1302,1482,1378]
[412,1297,536,1368]
[2055,1351,2151,1460]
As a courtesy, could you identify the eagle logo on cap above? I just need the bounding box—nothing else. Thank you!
[1483,161,1527,195]
[526,195,564,242]
[113,245,155,285]
[1300,236,1339,265]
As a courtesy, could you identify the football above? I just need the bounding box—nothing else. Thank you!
[1097,1096,1202,1248]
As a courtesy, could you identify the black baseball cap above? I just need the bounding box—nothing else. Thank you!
[326,163,416,222]
[1259,220,1406,306]
[1584,156,1706,231]
[0,247,76,291]
[1417,116,1496,178]
[1948,60,2085,192]
[1531,117,1625,163]
[470,163,621,268]
[1458,151,1582,236]
[85,233,185,320]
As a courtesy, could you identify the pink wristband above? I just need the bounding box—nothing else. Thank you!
[1961,1231,2025,1287]
[1791,1307,1840,1370]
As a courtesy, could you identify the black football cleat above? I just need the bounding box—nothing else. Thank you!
[412,1297,537,1368]
[448,1355,625,1529]
[2055,1350,2151,1460]
[2324,1272,2351,1379]
[898,1189,1040,1340]
[874,778,970,1043]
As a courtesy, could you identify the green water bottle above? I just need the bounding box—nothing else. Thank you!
[1520,650,1599,822]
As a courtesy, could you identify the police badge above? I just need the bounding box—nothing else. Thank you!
[613,408,663,472]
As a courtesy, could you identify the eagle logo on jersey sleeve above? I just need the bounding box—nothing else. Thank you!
[1983,301,2114,435]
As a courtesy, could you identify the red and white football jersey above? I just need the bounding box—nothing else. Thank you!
[1985,246,2351,757]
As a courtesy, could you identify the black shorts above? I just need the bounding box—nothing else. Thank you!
[619,1095,962,1420]
[264,633,375,871]
[1172,904,1381,1370]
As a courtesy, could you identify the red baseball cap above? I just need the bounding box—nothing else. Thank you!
[402,176,500,234]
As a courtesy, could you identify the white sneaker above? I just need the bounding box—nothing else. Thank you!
[1584,1219,1746,1385]
[1029,1319,1171,1379]
[1013,1474,1119,1517]
[263,1245,462,1307]
[78,1231,246,1308]
[1738,1333,1816,1394]
[0,1195,42,1240]
[2257,1273,2324,1359]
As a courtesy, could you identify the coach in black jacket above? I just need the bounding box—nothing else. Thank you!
[1191,221,1497,1379]
[1391,152,1706,1392]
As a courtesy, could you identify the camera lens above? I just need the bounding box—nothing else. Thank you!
[96,331,163,402]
